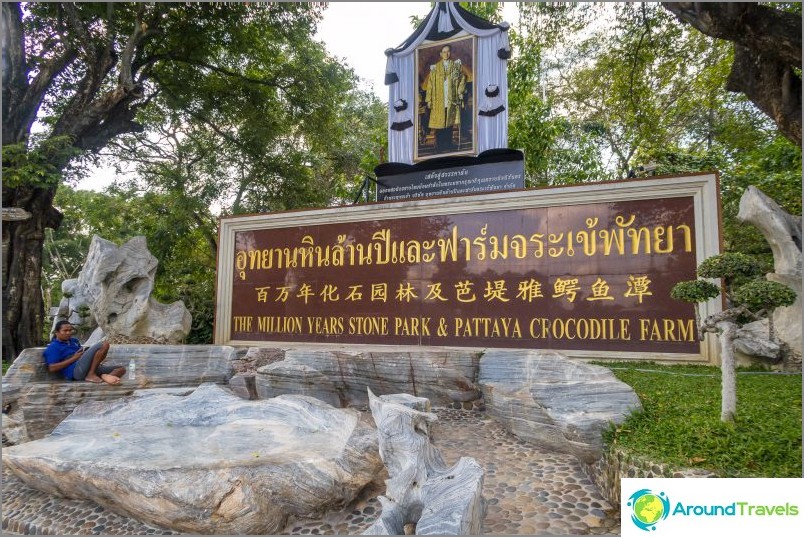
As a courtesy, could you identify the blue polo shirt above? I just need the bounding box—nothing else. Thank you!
[43,337,82,380]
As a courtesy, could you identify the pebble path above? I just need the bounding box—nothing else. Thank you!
[2,408,621,535]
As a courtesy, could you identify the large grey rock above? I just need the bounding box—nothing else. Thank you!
[737,186,802,363]
[255,347,481,407]
[2,345,236,441]
[478,350,642,463]
[363,390,485,535]
[734,319,782,365]
[52,235,191,343]
[2,384,383,535]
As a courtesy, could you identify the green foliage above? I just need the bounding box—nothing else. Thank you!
[670,280,721,304]
[732,280,798,312]
[506,2,800,261]
[530,3,730,177]
[43,188,127,301]
[507,3,615,185]
[697,252,762,283]
[104,2,385,214]
[409,3,503,27]
[672,252,796,327]
[27,1,802,349]
[459,2,502,23]
[2,137,79,189]
[720,135,802,264]
[5,1,375,355]
[46,186,218,343]
[36,2,386,344]
[598,361,802,477]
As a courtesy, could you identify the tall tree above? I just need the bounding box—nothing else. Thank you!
[507,3,735,179]
[1,2,349,360]
[506,2,799,262]
[662,2,802,147]
[91,86,385,343]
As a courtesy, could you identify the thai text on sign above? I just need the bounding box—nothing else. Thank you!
[216,175,721,360]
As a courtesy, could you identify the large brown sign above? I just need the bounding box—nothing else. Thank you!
[216,174,721,362]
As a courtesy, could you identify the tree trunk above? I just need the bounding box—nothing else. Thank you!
[726,45,801,148]
[2,2,149,361]
[2,185,61,361]
[661,2,802,146]
[716,321,738,422]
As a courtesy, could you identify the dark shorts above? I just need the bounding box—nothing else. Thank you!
[71,342,116,380]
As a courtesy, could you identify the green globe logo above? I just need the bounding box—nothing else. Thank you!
[634,494,664,524]
[627,489,670,531]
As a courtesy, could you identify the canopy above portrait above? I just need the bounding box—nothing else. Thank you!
[384,2,511,164]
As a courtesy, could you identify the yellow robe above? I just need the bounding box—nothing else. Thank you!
[425,59,466,130]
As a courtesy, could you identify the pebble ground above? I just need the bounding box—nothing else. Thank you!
[2,408,621,535]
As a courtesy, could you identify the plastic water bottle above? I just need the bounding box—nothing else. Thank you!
[128,359,136,380]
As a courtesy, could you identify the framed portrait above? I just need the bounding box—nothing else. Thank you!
[414,35,476,162]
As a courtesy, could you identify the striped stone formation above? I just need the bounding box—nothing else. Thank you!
[2,384,383,534]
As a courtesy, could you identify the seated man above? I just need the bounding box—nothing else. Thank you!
[44,320,125,385]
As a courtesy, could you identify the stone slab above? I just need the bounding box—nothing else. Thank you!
[3,384,383,534]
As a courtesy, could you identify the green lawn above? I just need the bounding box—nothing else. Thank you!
[596,361,802,478]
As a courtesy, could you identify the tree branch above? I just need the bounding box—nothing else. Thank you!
[145,53,293,89]
[701,304,758,333]
[726,45,802,147]
[2,3,78,145]
[661,2,802,146]
[190,210,218,257]
[661,3,801,65]
[119,3,163,88]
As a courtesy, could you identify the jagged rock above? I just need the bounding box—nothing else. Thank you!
[734,319,782,364]
[255,347,481,407]
[2,384,383,535]
[258,361,342,406]
[478,349,641,463]
[227,374,258,401]
[229,347,286,400]
[363,390,485,535]
[52,235,191,343]
[49,278,95,339]
[738,186,802,274]
[378,393,431,413]
[1,345,236,442]
[233,347,286,374]
[1,395,28,446]
[737,186,802,364]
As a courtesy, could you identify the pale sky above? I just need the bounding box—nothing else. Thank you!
[316,2,433,98]
[318,2,519,99]
[77,2,518,191]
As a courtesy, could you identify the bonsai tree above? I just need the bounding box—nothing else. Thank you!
[671,252,797,422]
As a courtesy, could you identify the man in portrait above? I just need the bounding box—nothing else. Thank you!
[424,44,467,154]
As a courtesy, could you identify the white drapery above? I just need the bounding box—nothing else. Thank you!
[385,2,510,164]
